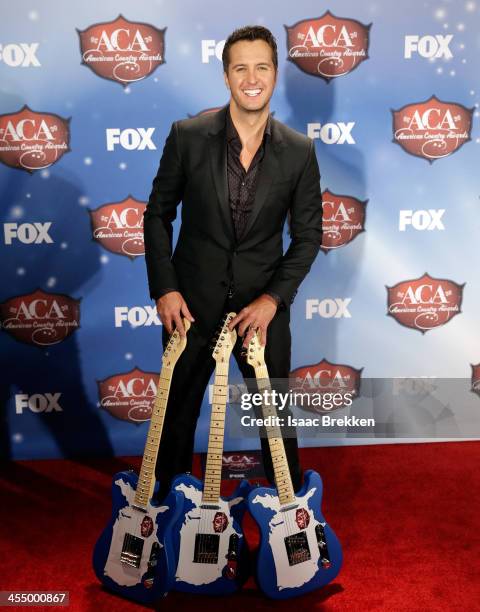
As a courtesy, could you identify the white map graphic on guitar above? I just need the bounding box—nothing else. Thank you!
[104,478,168,587]
[250,486,323,591]
[174,482,243,585]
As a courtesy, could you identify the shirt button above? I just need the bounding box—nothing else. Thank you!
[241,181,245,186]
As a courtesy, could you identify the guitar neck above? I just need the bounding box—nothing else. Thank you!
[202,362,229,505]
[254,364,295,506]
[133,366,173,508]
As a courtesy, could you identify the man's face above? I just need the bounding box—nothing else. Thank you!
[224,39,277,113]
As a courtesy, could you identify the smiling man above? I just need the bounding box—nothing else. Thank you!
[143,25,323,501]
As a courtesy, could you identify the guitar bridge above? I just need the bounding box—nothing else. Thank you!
[284,531,311,566]
[193,533,220,564]
[121,533,144,568]
[315,523,331,568]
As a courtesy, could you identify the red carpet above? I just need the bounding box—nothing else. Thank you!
[1,442,479,611]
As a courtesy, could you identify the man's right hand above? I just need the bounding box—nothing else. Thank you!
[156,291,195,336]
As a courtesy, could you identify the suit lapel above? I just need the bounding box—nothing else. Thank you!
[240,140,280,241]
[208,107,235,242]
[240,119,283,241]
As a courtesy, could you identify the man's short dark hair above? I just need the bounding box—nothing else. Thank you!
[222,25,278,73]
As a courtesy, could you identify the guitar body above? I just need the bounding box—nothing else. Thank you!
[93,470,183,604]
[248,469,342,599]
[170,473,251,595]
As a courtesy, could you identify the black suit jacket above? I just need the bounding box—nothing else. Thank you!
[143,105,323,336]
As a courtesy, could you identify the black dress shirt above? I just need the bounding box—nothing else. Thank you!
[226,107,271,242]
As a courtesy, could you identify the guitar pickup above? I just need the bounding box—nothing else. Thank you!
[193,533,220,564]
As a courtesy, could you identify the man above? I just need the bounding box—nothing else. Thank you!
[143,25,323,501]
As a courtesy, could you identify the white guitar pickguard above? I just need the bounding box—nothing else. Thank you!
[104,478,168,587]
[251,487,322,591]
[174,482,243,586]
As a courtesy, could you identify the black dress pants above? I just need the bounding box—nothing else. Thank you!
[154,294,302,500]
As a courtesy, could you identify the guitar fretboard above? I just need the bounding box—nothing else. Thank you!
[254,364,295,506]
[202,362,229,504]
[133,366,173,508]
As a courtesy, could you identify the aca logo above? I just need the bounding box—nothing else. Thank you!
[0,105,70,172]
[320,190,367,252]
[97,367,159,423]
[222,453,261,472]
[289,359,362,412]
[0,43,40,67]
[77,14,166,86]
[471,364,480,398]
[285,11,371,81]
[0,289,81,346]
[392,96,473,162]
[387,273,464,333]
[89,196,145,259]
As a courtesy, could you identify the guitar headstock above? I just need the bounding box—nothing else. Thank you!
[243,330,265,369]
[212,312,237,363]
[162,318,191,367]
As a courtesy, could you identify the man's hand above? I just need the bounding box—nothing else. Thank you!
[156,291,194,336]
[228,294,278,348]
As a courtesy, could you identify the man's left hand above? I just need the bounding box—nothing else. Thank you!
[228,294,278,348]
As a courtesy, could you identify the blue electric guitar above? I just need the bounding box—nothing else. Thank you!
[92,320,190,604]
[170,313,252,595]
[243,333,343,599]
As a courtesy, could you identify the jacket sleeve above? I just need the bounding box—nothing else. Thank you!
[263,139,323,306]
[143,121,185,300]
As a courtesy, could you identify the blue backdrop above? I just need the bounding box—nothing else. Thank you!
[1,0,479,460]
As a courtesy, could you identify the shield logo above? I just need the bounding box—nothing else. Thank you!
[77,14,166,86]
[285,11,371,81]
[0,105,70,172]
[387,273,464,333]
[320,190,367,252]
[392,96,473,162]
[0,289,80,347]
[89,196,146,259]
